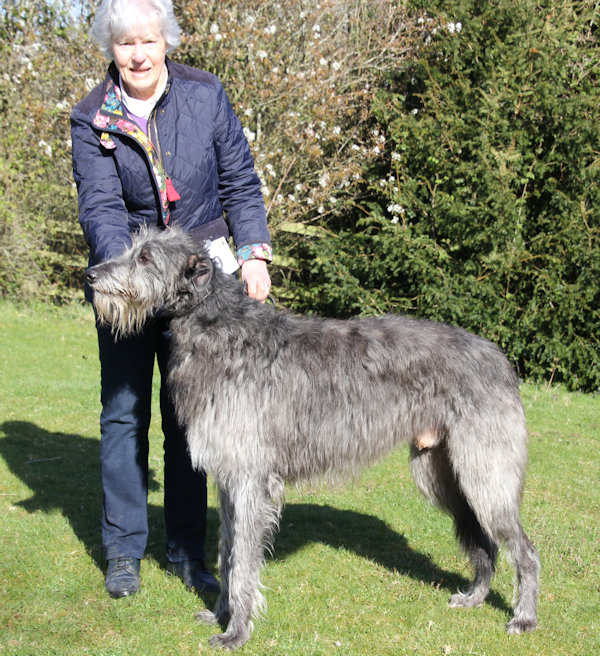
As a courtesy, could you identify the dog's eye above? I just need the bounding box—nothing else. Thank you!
[138,249,151,265]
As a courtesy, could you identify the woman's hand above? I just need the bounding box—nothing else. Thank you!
[241,259,271,302]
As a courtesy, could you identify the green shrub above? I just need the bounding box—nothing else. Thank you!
[285,0,600,391]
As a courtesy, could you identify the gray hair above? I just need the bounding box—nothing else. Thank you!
[91,0,182,59]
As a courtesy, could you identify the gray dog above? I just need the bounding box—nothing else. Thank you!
[85,226,540,649]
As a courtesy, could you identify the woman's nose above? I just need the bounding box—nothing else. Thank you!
[132,43,146,62]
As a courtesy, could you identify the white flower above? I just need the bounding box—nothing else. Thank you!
[312,24,321,32]
[332,61,341,71]
[332,126,341,135]
[392,152,402,162]
[329,196,338,205]
[257,49,268,60]
[319,58,328,67]
[265,24,276,35]
[318,172,330,188]
[38,139,52,158]
[243,127,256,142]
[387,203,405,216]
[210,22,219,34]
[244,108,254,117]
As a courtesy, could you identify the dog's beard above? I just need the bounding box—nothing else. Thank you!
[93,292,153,338]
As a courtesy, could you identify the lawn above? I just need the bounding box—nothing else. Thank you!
[0,301,598,655]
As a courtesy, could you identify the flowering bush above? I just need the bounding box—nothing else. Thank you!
[176,0,423,264]
[0,0,104,299]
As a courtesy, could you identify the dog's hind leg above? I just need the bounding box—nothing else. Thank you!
[500,520,540,634]
[207,476,280,650]
[409,443,498,608]
[445,422,540,633]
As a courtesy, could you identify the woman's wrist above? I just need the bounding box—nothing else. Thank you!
[236,243,273,267]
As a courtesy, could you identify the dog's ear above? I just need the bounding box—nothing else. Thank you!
[185,253,213,290]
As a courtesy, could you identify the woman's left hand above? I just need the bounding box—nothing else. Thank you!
[241,259,271,302]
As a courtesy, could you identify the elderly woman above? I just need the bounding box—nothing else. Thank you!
[71,0,272,598]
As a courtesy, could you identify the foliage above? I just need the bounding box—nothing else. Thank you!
[175,0,423,269]
[0,0,599,390]
[284,0,600,390]
[0,0,103,301]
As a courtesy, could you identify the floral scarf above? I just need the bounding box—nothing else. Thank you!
[91,79,179,225]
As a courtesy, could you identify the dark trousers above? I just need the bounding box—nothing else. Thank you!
[97,317,208,563]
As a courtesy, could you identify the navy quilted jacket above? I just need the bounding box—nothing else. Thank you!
[71,59,270,272]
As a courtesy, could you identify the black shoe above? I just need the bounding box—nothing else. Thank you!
[167,559,220,594]
[105,557,141,598]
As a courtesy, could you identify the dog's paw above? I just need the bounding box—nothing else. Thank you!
[196,609,219,625]
[208,630,250,650]
[449,590,484,608]
[506,616,538,634]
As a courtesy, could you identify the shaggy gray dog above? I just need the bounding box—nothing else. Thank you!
[85,226,540,649]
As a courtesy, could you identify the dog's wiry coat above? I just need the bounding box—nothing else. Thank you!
[86,226,540,649]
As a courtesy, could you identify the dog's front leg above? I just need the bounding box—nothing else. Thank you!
[196,485,234,627]
[207,477,271,649]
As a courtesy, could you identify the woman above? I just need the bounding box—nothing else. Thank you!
[71,0,272,598]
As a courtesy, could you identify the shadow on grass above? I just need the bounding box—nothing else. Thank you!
[0,421,217,570]
[275,503,510,615]
[0,420,511,617]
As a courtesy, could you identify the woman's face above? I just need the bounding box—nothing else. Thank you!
[112,18,167,101]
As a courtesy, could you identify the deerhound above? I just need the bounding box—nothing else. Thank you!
[85,226,540,649]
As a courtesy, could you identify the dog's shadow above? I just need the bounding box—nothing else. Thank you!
[274,503,509,615]
[0,421,510,615]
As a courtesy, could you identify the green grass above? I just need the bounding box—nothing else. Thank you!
[1,301,598,655]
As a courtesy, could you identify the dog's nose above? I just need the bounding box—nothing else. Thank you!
[85,268,98,284]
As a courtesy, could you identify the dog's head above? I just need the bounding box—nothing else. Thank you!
[86,226,245,331]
